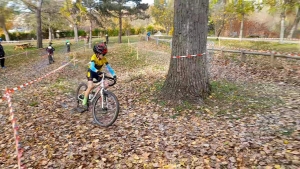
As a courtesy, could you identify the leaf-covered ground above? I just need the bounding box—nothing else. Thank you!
[0,41,299,168]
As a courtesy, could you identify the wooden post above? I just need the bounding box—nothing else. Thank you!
[241,50,246,62]
[218,38,221,47]
[136,47,139,60]
[221,48,224,58]
[271,51,276,65]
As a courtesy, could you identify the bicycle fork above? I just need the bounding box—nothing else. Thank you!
[100,88,108,111]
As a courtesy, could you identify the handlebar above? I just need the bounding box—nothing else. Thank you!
[93,72,116,86]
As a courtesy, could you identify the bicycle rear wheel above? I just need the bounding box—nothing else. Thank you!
[76,83,87,107]
[92,90,119,127]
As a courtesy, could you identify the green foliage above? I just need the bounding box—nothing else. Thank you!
[262,0,299,14]
[136,26,146,34]
[150,0,174,33]
[226,0,255,19]
[0,32,36,41]
[146,25,154,33]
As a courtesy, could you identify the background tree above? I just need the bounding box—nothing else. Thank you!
[285,2,300,38]
[262,0,299,42]
[209,0,232,39]
[42,1,66,41]
[0,1,15,41]
[161,0,210,103]
[60,0,87,42]
[150,0,174,35]
[100,0,149,43]
[20,0,44,48]
[226,0,255,40]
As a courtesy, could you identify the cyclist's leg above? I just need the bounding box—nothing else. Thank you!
[51,54,55,62]
[83,70,97,106]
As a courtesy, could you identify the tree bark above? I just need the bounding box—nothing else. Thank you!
[216,13,226,40]
[118,12,122,43]
[74,24,79,42]
[287,7,300,39]
[2,26,10,41]
[48,17,52,41]
[89,20,92,48]
[161,0,210,103]
[36,0,43,48]
[239,14,244,41]
[279,12,285,44]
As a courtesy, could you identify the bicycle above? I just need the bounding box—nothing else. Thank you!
[76,72,119,127]
[48,53,55,64]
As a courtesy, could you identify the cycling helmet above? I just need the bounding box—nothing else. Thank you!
[93,42,107,56]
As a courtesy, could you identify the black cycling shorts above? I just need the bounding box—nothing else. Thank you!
[86,69,101,81]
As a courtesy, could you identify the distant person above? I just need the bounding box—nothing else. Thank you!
[105,34,109,44]
[66,40,71,53]
[0,38,6,68]
[147,31,151,41]
[46,42,55,64]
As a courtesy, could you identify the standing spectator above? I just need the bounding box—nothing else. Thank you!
[105,34,109,44]
[0,38,5,68]
[46,42,55,64]
[66,40,71,53]
[147,31,151,41]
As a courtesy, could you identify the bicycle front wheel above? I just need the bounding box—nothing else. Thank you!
[76,83,87,107]
[92,90,119,127]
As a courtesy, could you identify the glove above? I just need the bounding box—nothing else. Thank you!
[113,75,117,81]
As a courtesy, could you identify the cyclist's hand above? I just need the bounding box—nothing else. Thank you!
[113,75,117,81]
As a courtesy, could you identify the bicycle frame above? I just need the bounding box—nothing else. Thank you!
[88,73,109,108]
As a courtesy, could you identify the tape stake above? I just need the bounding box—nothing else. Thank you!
[172,53,206,59]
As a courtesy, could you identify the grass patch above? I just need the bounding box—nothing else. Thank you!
[209,39,300,53]
[206,80,283,116]
[29,101,39,107]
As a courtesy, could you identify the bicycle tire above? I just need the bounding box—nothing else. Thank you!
[76,83,88,107]
[92,90,119,127]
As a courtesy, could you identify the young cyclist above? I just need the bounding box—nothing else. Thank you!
[46,42,55,64]
[82,42,117,110]
[66,40,71,53]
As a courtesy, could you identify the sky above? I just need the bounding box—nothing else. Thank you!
[141,0,154,5]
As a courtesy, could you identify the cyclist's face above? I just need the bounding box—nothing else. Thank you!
[96,53,103,59]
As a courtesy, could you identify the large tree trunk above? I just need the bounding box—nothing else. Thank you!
[161,0,210,103]
[287,7,300,39]
[118,12,122,43]
[36,0,43,48]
